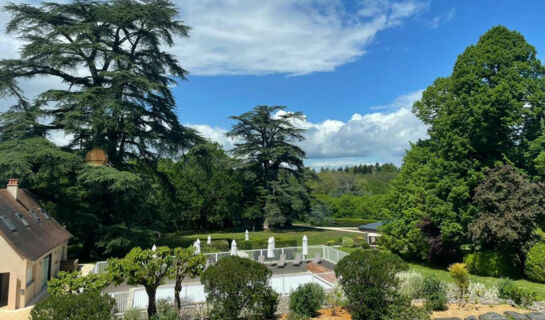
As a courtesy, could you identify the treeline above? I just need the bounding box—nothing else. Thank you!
[0,0,309,259]
[382,26,545,281]
[305,164,398,225]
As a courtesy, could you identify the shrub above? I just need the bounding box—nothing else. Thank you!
[122,309,144,320]
[498,279,536,306]
[448,263,469,305]
[422,276,448,311]
[152,299,178,320]
[397,270,424,299]
[47,271,110,296]
[384,301,430,320]
[286,313,310,320]
[30,291,116,320]
[326,283,346,316]
[466,281,499,304]
[201,256,278,320]
[289,283,325,317]
[341,237,355,248]
[464,251,520,278]
[525,243,545,283]
[331,218,377,227]
[237,238,298,250]
[206,239,229,251]
[326,239,337,246]
[335,249,408,320]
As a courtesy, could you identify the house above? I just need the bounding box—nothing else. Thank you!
[358,221,385,245]
[0,179,71,310]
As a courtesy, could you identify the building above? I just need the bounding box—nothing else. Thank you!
[0,179,71,310]
[358,221,385,245]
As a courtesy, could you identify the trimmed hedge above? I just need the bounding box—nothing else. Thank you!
[464,250,520,278]
[237,238,298,250]
[525,243,545,283]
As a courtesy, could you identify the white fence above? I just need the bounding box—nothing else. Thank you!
[93,245,346,275]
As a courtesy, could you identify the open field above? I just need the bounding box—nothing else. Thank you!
[156,226,358,249]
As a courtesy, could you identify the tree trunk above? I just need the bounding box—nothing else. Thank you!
[146,286,157,319]
[174,279,182,310]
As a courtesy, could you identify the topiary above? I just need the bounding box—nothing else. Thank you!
[421,276,447,311]
[464,250,520,278]
[341,237,355,248]
[525,243,545,283]
[335,249,408,320]
[30,291,116,320]
[201,256,278,320]
[289,283,325,317]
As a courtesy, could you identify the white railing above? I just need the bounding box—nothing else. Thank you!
[110,271,337,314]
[94,245,348,274]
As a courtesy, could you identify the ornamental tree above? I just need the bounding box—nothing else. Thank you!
[107,246,174,318]
[171,247,206,310]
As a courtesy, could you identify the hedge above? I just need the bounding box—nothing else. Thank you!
[311,218,377,227]
[464,250,520,278]
[525,243,545,283]
[237,238,298,250]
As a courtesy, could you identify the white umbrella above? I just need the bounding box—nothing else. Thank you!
[151,244,157,251]
[245,230,249,241]
[230,240,237,256]
[207,235,211,245]
[194,239,201,254]
[267,237,275,258]
[302,235,308,258]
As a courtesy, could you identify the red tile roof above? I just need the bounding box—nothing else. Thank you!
[0,189,71,261]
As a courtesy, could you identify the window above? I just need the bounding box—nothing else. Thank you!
[39,208,50,220]
[15,212,29,227]
[0,216,16,232]
[29,209,41,223]
[26,266,34,286]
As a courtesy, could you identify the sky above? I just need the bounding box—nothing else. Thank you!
[2,0,545,168]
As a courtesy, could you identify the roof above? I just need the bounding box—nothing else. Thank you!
[358,221,385,232]
[0,189,71,261]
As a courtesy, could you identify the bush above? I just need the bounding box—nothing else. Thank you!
[289,283,325,317]
[122,309,144,320]
[201,256,278,320]
[397,270,424,299]
[464,250,520,278]
[237,238,298,250]
[335,249,408,320]
[422,276,448,311]
[30,291,116,320]
[326,239,338,246]
[332,218,377,227]
[205,239,230,252]
[341,237,355,248]
[498,279,536,306]
[449,263,469,305]
[525,243,545,283]
[384,301,430,320]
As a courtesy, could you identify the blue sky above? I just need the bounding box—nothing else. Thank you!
[2,0,545,168]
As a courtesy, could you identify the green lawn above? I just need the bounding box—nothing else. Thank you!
[337,246,545,301]
[156,226,357,249]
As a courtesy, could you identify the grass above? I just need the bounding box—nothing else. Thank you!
[337,246,545,300]
[156,226,358,249]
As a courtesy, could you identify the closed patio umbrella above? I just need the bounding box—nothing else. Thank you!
[207,235,211,245]
[230,240,237,256]
[302,235,308,258]
[267,237,275,258]
[194,238,201,254]
[245,230,249,241]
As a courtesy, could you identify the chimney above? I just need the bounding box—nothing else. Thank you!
[7,179,19,200]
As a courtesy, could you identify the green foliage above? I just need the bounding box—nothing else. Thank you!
[171,247,206,310]
[289,283,325,317]
[397,270,424,299]
[525,243,545,283]
[205,240,230,252]
[469,165,545,264]
[286,313,310,320]
[335,249,408,320]
[237,237,297,250]
[422,276,448,311]
[313,194,388,220]
[464,251,520,278]
[47,271,110,296]
[384,26,545,264]
[384,301,431,320]
[449,263,470,305]
[498,279,537,306]
[341,237,355,248]
[201,256,278,320]
[30,292,116,320]
[227,105,310,227]
[326,283,346,316]
[108,246,175,318]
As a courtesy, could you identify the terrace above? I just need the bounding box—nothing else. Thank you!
[93,245,348,314]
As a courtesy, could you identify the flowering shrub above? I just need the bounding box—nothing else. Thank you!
[397,270,424,299]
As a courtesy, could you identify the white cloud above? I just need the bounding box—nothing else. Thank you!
[190,90,428,167]
[175,0,427,76]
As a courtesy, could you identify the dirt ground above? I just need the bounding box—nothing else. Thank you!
[279,304,530,319]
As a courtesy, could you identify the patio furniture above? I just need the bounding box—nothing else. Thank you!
[257,255,265,264]
[292,253,302,266]
[277,254,286,268]
[312,252,322,264]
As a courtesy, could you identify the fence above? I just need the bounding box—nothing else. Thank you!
[93,245,346,275]
[111,271,336,313]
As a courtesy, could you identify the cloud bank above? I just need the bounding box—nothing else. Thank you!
[189,90,428,167]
